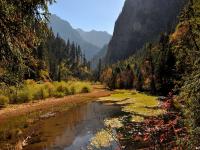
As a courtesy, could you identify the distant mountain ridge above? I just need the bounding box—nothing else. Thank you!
[77,29,111,49]
[48,14,111,60]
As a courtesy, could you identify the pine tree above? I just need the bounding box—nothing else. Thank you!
[146,44,156,94]
[97,59,102,81]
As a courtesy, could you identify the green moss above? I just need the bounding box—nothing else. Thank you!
[99,90,164,122]
[104,118,123,128]
[89,129,115,149]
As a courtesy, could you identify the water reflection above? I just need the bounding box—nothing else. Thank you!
[25,101,121,150]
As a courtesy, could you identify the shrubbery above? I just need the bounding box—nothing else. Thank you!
[0,95,9,107]
[0,80,92,104]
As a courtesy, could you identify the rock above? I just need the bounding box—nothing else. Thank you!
[157,96,166,101]
[39,112,56,119]
[105,0,186,64]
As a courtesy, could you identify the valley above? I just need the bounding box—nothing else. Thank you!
[0,0,199,149]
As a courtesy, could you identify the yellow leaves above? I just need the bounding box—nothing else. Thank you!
[170,23,189,43]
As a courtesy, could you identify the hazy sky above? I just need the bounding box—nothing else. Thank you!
[49,0,125,34]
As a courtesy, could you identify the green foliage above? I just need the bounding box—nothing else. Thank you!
[16,89,33,103]
[0,95,9,107]
[100,1,199,146]
[0,0,55,84]
[0,80,92,104]
[36,34,92,82]
[0,0,91,84]
[101,38,176,95]
[171,0,200,147]
[67,81,92,94]
[81,86,91,93]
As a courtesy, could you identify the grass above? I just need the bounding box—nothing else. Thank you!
[98,90,164,122]
[0,80,92,104]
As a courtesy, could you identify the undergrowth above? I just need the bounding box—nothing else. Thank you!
[0,80,92,104]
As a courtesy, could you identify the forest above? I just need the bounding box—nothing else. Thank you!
[99,0,200,147]
[0,0,200,149]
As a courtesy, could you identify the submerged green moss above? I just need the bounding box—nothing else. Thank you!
[89,129,113,149]
[104,118,123,128]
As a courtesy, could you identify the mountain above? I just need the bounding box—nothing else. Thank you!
[105,0,186,64]
[91,44,108,69]
[49,14,100,60]
[77,29,111,49]
[48,15,111,60]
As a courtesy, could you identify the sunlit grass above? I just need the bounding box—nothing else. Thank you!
[0,80,92,104]
[98,90,164,122]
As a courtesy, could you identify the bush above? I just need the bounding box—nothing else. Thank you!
[0,95,9,107]
[41,88,50,99]
[16,89,33,103]
[67,81,92,94]
[44,82,55,97]
[55,82,70,95]
[53,92,65,98]
[24,80,36,85]
[70,86,76,94]
[0,80,92,104]
[81,86,91,93]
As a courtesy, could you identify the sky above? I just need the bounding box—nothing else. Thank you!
[49,0,125,34]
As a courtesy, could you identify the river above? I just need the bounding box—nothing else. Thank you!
[0,90,163,150]
[24,101,122,150]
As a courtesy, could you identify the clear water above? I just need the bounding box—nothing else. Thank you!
[24,101,121,150]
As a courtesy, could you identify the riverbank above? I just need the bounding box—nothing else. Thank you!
[116,96,187,149]
[0,85,111,123]
[0,88,188,149]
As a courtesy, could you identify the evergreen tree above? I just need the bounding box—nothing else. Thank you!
[0,0,55,84]
[97,59,102,81]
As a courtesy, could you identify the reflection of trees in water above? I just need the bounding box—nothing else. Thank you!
[24,102,121,150]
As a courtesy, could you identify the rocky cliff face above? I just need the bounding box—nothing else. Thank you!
[105,0,185,64]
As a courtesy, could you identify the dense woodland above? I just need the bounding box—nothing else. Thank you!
[0,0,91,85]
[99,0,200,147]
[0,0,200,148]
[35,32,91,81]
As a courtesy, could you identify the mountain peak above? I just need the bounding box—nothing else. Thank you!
[48,15,111,60]
[77,28,111,49]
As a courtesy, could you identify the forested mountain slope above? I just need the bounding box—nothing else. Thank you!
[49,14,100,60]
[49,15,111,60]
[105,0,186,64]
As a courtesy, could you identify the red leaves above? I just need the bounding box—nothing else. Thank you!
[117,97,188,149]
[160,134,165,143]
[143,133,150,141]
[161,100,172,110]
